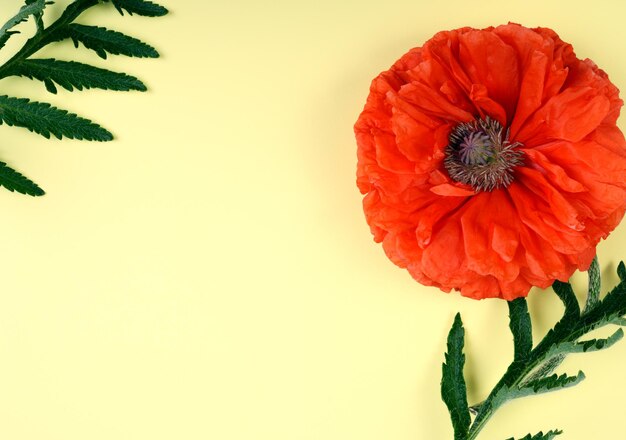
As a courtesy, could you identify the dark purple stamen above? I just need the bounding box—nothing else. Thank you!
[444,117,524,192]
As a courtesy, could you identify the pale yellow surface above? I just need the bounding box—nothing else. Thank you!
[0,0,624,439]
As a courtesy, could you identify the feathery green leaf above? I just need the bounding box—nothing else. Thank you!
[491,372,585,411]
[54,24,159,59]
[0,0,167,197]
[24,0,46,33]
[0,95,112,141]
[506,429,563,440]
[0,160,44,196]
[0,0,47,50]
[106,0,168,17]
[611,317,626,326]
[508,298,532,362]
[595,272,626,312]
[618,261,626,282]
[525,371,585,394]
[577,328,624,352]
[542,328,624,360]
[6,58,146,93]
[441,313,470,440]
[468,271,626,439]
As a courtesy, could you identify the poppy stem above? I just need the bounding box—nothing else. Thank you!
[464,298,534,438]
[457,257,626,439]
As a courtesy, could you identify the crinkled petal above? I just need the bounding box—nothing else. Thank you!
[458,30,520,123]
[516,86,610,145]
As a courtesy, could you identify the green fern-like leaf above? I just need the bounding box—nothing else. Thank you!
[0,1,167,197]
[0,0,47,50]
[618,261,626,282]
[6,59,146,93]
[577,328,624,352]
[441,313,470,440]
[469,275,626,439]
[0,95,112,141]
[612,317,626,326]
[24,0,46,33]
[0,161,44,196]
[106,0,168,16]
[526,371,585,394]
[542,328,624,360]
[54,24,159,59]
[491,371,585,411]
[506,429,563,440]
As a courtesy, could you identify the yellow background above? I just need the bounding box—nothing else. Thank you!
[0,0,624,439]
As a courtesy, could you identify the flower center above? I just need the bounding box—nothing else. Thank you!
[444,117,524,192]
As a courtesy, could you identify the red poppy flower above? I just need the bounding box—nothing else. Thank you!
[355,23,626,300]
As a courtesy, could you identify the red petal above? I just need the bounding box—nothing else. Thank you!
[509,50,548,139]
[523,148,585,193]
[488,191,520,263]
[498,276,533,301]
[430,183,475,196]
[460,276,501,299]
[421,215,466,284]
[516,87,610,145]
[458,30,520,122]
[397,81,474,122]
[460,192,520,282]
[469,83,508,125]
[415,197,467,247]
[390,106,446,173]
[373,130,415,173]
[508,180,588,254]
[516,167,582,230]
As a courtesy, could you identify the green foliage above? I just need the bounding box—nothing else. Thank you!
[508,298,532,362]
[520,354,564,387]
[490,371,584,412]
[584,256,600,312]
[506,430,563,440]
[0,0,47,50]
[611,316,626,326]
[523,371,584,394]
[618,261,626,282]
[441,313,470,440]
[0,95,111,140]
[105,0,168,17]
[454,258,626,440]
[541,328,624,360]
[6,59,146,93]
[0,0,167,196]
[54,24,159,59]
[0,161,44,196]
[24,0,46,33]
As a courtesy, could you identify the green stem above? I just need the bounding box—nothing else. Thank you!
[467,298,537,440]
[467,274,626,439]
[440,257,626,439]
[467,361,529,439]
[508,297,532,362]
[584,256,600,312]
[0,0,98,79]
